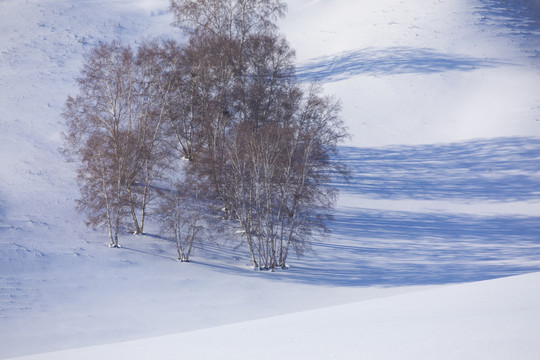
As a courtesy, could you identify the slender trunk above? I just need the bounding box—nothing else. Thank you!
[107,224,114,248]
[139,188,147,234]
[139,160,153,235]
[247,237,258,268]
[184,239,193,262]
[127,187,142,234]
[113,214,120,248]
[98,151,115,247]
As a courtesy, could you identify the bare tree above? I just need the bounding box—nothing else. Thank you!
[62,40,175,244]
[167,0,349,269]
[126,40,178,234]
[160,37,222,162]
[63,42,143,247]
[234,33,298,127]
[167,0,289,171]
[63,0,349,266]
[223,84,348,270]
[158,169,207,262]
[169,0,287,42]
[172,33,240,219]
[279,84,349,264]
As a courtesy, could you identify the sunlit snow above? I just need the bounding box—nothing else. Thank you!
[1,0,539,359]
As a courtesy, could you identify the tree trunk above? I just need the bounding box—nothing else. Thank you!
[128,188,142,235]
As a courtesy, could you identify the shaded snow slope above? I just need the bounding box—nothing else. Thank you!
[1,0,540,359]
[8,272,540,360]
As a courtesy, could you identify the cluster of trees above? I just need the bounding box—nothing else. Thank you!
[62,0,348,270]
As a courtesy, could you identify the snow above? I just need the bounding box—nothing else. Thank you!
[1,0,540,359]
[8,272,540,360]
[283,0,540,146]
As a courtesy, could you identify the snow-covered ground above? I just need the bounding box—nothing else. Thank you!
[9,271,540,360]
[1,0,539,359]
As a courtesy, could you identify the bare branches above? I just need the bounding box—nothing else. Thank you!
[169,0,287,41]
[62,0,349,266]
[221,84,347,270]
[158,169,209,262]
[62,41,174,245]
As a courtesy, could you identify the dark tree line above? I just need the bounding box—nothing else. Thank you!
[62,0,348,269]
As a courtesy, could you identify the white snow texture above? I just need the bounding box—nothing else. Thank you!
[1,0,539,359]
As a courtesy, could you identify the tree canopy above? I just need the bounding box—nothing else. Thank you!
[62,0,349,268]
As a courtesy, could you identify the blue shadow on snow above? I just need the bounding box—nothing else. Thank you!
[335,137,540,202]
[296,46,508,82]
[270,137,540,286]
[131,138,540,287]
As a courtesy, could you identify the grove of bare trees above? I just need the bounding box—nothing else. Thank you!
[62,0,349,269]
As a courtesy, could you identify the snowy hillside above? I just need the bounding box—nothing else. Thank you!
[283,0,540,146]
[9,271,540,360]
[1,0,540,359]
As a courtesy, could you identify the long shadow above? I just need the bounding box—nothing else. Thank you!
[121,245,178,261]
[274,209,540,286]
[474,0,540,45]
[268,137,540,286]
[474,0,540,61]
[296,47,507,82]
[122,138,540,287]
[335,137,540,202]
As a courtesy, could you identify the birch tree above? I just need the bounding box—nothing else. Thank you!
[224,85,348,270]
[62,41,173,244]
[127,41,177,234]
[167,0,349,269]
[158,170,207,262]
[168,0,289,213]
[63,0,349,264]
[63,42,142,247]
[169,0,287,41]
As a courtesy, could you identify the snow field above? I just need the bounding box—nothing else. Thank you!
[1,0,540,358]
[8,272,540,360]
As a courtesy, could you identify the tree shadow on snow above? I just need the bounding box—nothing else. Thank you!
[273,137,540,286]
[296,47,508,82]
[296,0,540,83]
[284,209,540,286]
[130,138,540,287]
[474,0,540,58]
[335,137,540,202]
[474,0,540,34]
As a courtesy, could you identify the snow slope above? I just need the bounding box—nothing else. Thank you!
[282,0,540,146]
[9,271,540,360]
[1,0,539,358]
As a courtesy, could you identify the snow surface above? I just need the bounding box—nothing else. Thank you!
[8,272,540,360]
[1,0,539,359]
